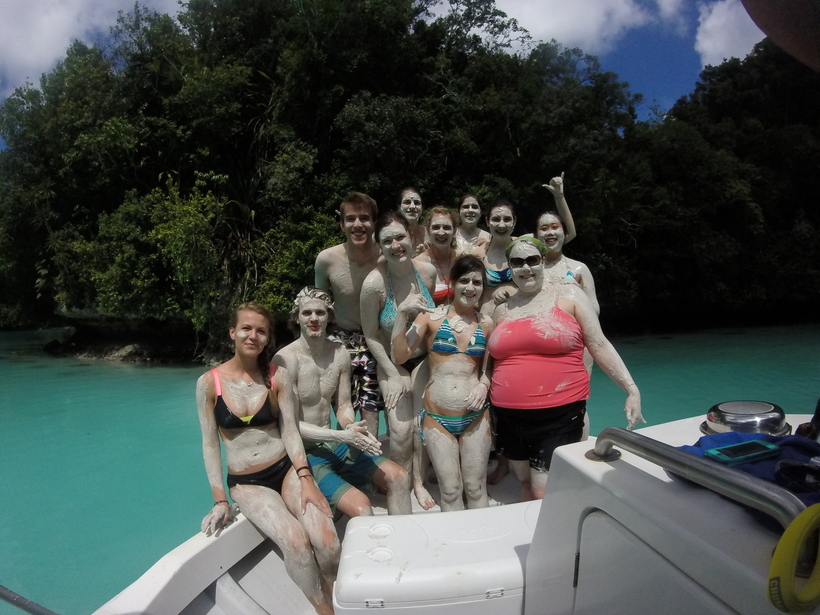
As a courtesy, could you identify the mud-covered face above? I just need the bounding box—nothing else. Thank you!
[429,214,455,247]
[536,214,565,253]
[340,203,374,246]
[453,270,483,307]
[487,205,515,238]
[230,310,270,354]
[378,222,412,262]
[399,191,422,222]
[508,242,544,294]
[298,298,330,338]
[459,197,481,225]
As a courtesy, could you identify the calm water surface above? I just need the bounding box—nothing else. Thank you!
[1,325,818,614]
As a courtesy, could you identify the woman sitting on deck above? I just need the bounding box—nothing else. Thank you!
[196,303,339,615]
[392,256,495,511]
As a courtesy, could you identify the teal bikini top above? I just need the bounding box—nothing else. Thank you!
[431,309,486,357]
[485,267,512,287]
[379,265,435,330]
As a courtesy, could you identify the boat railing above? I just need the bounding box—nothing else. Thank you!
[587,427,806,530]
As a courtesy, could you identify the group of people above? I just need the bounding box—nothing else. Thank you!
[195,180,644,613]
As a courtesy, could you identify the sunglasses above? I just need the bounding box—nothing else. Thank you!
[509,255,542,268]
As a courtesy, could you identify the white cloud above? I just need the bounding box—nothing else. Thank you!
[496,0,686,54]
[694,0,765,67]
[0,0,179,100]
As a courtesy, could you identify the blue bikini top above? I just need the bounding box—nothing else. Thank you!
[379,265,435,330]
[431,310,486,357]
[485,267,512,288]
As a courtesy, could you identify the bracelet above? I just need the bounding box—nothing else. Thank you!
[214,500,229,506]
[294,465,310,474]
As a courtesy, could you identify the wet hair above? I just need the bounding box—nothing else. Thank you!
[397,187,422,207]
[449,255,486,288]
[422,206,460,229]
[535,210,567,235]
[289,286,335,334]
[457,193,484,215]
[487,197,516,221]
[339,192,378,222]
[374,211,411,243]
[505,236,548,261]
[231,302,275,389]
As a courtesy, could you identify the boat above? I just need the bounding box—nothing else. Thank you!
[91,408,820,615]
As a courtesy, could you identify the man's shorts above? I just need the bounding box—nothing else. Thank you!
[492,400,586,472]
[307,441,389,514]
[328,329,385,414]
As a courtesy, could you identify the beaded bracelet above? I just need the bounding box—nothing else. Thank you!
[214,500,229,506]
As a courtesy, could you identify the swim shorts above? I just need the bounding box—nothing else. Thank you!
[328,329,385,414]
[492,400,586,472]
[306,441,388,514]
[227,455,292,493]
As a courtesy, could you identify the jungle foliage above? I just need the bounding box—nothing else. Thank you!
[1,0,818,352]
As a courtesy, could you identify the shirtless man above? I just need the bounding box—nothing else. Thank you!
[315,192,383,436]
[276,287,411,516]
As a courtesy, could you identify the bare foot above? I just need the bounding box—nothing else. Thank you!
[487,454,510,485]
[413,482,437,510]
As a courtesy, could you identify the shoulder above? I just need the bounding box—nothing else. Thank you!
[414,259,437,280]
[361,265,386,292]
[197,370,214,391]
[478,312,494,333]
[316,244,345,267]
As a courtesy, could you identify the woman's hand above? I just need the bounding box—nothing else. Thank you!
[381,373,408,411]
[543,172,565,199]
[465,382,489,413]
[201,502,233,536]
[300,475,333,517]
[397,283,434,320]
[492,287,512,305]
[625,391,645,430]
[344,420,382,456]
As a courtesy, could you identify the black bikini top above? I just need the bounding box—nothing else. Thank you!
[212,367,277,429]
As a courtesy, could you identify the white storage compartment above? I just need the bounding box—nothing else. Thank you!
[334,501,541,614]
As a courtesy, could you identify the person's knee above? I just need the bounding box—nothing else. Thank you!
[383,462,410,492]
[339,489,374,517]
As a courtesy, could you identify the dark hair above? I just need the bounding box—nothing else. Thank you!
[449,255,486,288]
[231,302,275,389]
[340,192,378,221]
[422,206,459,229]
[486,197,516,220]
[457,193,484,214]
[374,211,411,242]
[397,187,422,207]
[535,210,567,234]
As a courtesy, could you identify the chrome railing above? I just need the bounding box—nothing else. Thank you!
[587,427,806,530]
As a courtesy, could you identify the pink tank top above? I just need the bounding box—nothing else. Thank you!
[488,306,589,409]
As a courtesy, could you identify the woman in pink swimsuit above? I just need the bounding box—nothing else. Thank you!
[488,238,644,501]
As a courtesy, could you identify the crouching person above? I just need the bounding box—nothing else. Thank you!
[276,287,412,516]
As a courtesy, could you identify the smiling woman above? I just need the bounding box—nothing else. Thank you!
[360,212,437,502]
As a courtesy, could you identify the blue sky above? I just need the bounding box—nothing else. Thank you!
[0,0,764,123]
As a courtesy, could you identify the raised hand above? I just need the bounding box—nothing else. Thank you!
[542,171,565,199]
[397,282,434,320]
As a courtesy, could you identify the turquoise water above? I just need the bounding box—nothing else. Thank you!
[1,325,818,614]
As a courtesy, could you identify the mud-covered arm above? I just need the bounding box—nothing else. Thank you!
[196,373,232,535]
[543,172,577,243]
[568,289,643,429]
[391,295,432,365]
[314,250,332,293]
[576,261,600,316]
[275,365,332,516]
[465,316,494,411]
[361,270,406,409]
